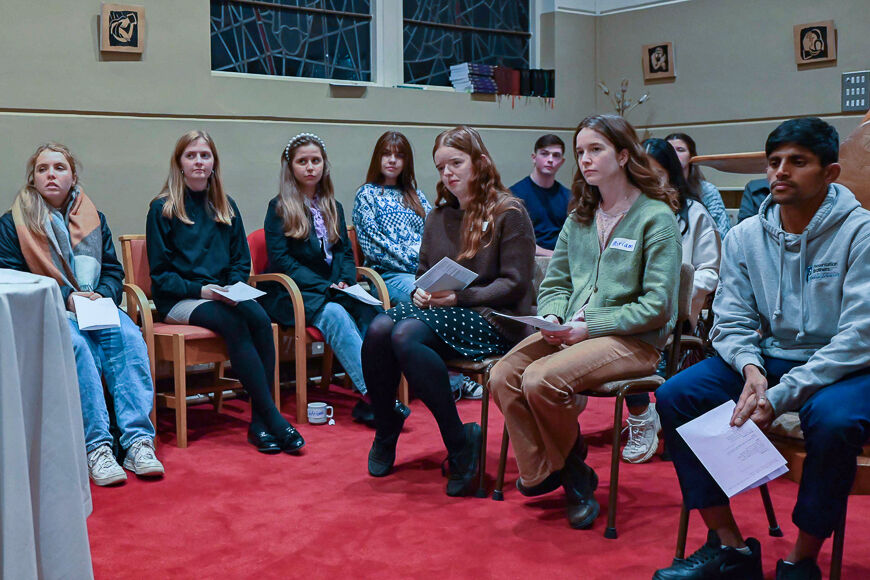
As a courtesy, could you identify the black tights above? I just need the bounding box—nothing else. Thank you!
[189,300,290,434]
[362,314,465,455]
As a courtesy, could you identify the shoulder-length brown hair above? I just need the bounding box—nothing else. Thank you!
[569,115,678,223]
[14,142,81,235]
[155,130,234,225]
[277,134,340,243]
[364,131,425,218]
[432,125,519,260]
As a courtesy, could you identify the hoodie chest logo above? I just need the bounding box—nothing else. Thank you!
[806,262,840,282]
[609,238,637,252]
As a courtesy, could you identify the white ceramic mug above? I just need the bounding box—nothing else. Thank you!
[307,402,334,425]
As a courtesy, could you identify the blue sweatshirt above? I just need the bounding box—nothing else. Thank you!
[509,176,571,250]
[711,183,870,414]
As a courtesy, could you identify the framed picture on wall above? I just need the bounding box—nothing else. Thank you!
[100,3,145,54]
[642,42,675,81]
[793,20,836,65]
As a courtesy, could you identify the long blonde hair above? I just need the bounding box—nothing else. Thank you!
[433,126,518,260]
[276,134,340,243]
[569,115,678,224]
[155,130,234,225]
[13,142,80,236]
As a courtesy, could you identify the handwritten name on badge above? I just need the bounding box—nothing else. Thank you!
[609,238,637,252]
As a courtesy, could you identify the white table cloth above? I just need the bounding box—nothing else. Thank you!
[0,269,93,579]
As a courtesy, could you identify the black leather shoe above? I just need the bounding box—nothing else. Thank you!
[652,536,763,580]
[393,399,411,419]
[275,425,305,454]
[352,399,376,426]
[776,558,821,580]
[247,428,281,454]
[561,435,600,529]
[516,470,563,497]
[368,438,397,477]
[446,423,482,497]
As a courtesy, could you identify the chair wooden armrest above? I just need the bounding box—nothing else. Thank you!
[355,266,390,309]
[248,273,307,330]
[123,282,155,355]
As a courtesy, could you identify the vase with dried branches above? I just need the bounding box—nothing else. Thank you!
[597,79,650,117]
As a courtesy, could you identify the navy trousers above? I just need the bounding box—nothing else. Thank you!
[656,355,870,538]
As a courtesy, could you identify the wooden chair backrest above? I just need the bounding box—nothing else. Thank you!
[119,235,152,299]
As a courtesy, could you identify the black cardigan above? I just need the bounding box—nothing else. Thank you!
[0,210,124,305]
[145,190,251,317]
[259,197,363,326]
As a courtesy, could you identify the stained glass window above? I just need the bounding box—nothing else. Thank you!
[403,0,530,86]
[210,0,372,82]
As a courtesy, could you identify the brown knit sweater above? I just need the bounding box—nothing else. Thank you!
[416,198,536,344]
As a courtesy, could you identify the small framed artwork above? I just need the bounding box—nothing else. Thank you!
[794,20,836,65]
[642,42,675,81]
[100,3,145,54]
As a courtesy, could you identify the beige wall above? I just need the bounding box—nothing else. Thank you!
[598,0,870,187]
[0,1,593,239]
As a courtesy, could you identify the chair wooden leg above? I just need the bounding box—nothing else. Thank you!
[493,424,510,501]
[675,503,689,561]
[320,346,334,391]
[295,337,308,424]
[830,500,847,580]
[172,336,188,448]
[212,362,224,412]
[759,483,783,536]
[398,376,409,406]
[476,377,489,498]
[604,392,626,539]
[271,324,281,412]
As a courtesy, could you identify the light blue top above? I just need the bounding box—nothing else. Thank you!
[699,180,732,238]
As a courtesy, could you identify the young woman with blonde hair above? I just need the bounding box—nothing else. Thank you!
[0,142,163,485]
[351,131,431,304]
[489,115,682,529]
[362,125,536,497]
[259,133,403,424]
[146,130,304,454]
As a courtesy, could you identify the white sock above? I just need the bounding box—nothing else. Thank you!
[727,545,752,555]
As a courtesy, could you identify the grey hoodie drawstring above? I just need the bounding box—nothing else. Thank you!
[773,231,785,319]
[796,232,808,340]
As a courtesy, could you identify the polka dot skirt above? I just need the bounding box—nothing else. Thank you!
[387,302,509,361]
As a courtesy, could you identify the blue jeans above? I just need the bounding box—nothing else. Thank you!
[380,271,416,304]
[312,302,371,395]
[657,355,870,538]
[68,310,155,453]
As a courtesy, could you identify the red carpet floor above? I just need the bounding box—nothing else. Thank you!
[87,387,870,579]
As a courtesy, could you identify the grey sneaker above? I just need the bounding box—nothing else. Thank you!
[123,439,165,477]
[87,444,127,486]
[460,376,484,400]
[621,403,660,464]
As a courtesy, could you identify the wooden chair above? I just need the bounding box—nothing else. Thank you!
[246,228,390,423]
[119,234,280,448]
[491,263,695,540]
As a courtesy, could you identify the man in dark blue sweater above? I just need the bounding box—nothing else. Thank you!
[509,134,571,257]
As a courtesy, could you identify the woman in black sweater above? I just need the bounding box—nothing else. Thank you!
[146,130,304,454]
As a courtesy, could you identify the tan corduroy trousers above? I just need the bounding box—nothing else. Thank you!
[490,333,660,487]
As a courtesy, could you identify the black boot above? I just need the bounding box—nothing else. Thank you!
[367,418,404,477]
[446,423,482,497]
[561,434,600,529]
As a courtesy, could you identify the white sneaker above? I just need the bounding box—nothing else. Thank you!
[621,404,661,464]
[123,438,165,477]
[87,444,127,486]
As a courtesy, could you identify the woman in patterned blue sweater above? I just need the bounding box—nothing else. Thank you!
[352,131,431,304]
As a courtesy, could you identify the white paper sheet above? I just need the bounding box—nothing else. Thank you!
[676,400,788,497]
[212,281,266,302]
[414,257,477,293]
[492,312,572,332]
[73,296,121,330]
[334,283,382,306]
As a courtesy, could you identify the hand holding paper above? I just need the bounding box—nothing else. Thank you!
[414,257,477,293]
[492,312,571,332]
[333,283,382,306]
[211,281,266,303]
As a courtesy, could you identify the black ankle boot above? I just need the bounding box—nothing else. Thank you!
[561,434,599,529]
[446,423,482,497]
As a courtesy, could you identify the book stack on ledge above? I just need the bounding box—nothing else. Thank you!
[449,63,497,94]
[494,67,556,98]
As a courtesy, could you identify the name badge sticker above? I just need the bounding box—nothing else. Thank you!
[609,238,637,252]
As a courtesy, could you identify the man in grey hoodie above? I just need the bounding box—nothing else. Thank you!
[652,117,870,580]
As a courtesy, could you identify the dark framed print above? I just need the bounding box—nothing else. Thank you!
[100,3,145,54]
[794,21,837,65]
[642,42,675,81]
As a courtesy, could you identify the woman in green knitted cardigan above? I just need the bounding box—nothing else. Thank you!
[490,114,682,530]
